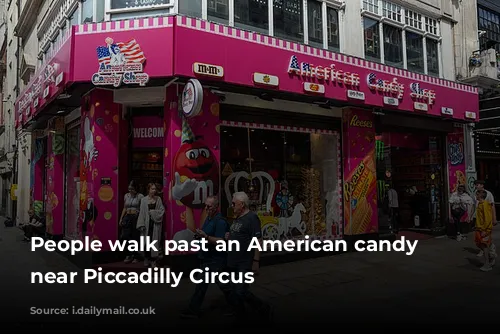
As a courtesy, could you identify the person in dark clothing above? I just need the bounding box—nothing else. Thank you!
[21,209,45,242]
[223,191,273,324]
[180,196,231,318]
[119,181,144,263]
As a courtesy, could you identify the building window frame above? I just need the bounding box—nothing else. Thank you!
[104,0,174,20]
[360,0,442,77]
[478,5,500,52]
[177,0,345,53]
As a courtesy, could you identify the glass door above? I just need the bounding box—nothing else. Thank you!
[64,122,81,239]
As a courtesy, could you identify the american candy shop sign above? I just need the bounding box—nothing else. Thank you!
[17,63,63,121]
[92,37,150,87]
[366,73,404,99]
[288,55,361,87]
[409,82,436,105]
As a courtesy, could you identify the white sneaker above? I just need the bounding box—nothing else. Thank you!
[491,258,496,266]
[477,250,484,257]
[480,264,493,272]
[456,235,463,241]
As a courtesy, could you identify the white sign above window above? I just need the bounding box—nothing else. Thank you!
[110,0,169,10]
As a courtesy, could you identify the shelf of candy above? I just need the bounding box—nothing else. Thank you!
[132,162,163,171]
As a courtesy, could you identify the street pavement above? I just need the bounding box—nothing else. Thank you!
[2,223,500,330]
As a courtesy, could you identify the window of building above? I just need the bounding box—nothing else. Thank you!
[108,0,172,20]
[96,0,105,22]
[405,9,422,30]
[54,31,61,49]
[69,9,80,26]
[177,0,344,53]
[362,0,440,77]
[81,0,94,23]
[274,0,303,43]
[179,0,202,18]
[478,6,500,52]
[382,0,401,22]
[406,31,424,73]
[234,0,269,34]
[207,0,229,24]
[364,17,380,62]
[363,0,378,14]
[426,38,439,77]
[64,121,81,240]
[111,0,169,9]
[327,7,339,51]
[425,17,438,35]
[383,24,403,68]
[220,125,341,242]
[307,0,323,48]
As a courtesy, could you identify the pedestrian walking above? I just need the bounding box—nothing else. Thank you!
[119,181,144,264]
[223,191,273,325]
[449,185,474,241]
[475,190,495,272]
[474,180,497,259]
[387,183,399,233]
[180,195,231,318]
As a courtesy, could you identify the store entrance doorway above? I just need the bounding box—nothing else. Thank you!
[376,130,445,232]
[129,107,164,197]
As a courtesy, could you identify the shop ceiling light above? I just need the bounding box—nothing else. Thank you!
[56,110,65,114]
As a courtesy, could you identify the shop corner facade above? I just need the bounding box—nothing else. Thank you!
[15,15,479,255]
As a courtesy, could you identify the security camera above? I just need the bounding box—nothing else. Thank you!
[479,30,487,37]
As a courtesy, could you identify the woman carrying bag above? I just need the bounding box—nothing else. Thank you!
[449,184,474,241]
[119,181,144,263]
[137,183,165,267]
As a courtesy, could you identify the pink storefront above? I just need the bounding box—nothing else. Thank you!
[16,15,479,259]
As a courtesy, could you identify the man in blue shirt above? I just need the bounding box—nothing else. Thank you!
[180,195,230,318]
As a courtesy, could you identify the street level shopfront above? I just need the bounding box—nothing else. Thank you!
[15,15,478,254]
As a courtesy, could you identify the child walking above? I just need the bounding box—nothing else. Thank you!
[475,190,495,272]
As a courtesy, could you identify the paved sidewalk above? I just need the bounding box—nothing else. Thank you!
[2,223,500,328]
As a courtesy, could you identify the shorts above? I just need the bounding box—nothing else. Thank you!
[475,230,492,248]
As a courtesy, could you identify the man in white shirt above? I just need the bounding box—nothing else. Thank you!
[474,180,497,261]
[388,185,399,232]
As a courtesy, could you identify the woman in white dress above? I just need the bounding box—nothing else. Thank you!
[137,183,165,267]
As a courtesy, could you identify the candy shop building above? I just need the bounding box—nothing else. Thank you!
[15,15,479,258]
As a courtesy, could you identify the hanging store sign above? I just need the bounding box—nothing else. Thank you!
[253,73,279,87]
[91,37,150,88]
[287,55,361,87]
[303,82,325,94]
[347,90,365,100]
[383,96,399,106]
[181,78,203,118]
[17,63,62,114]
[441,107,454,116]
[193,62,224,78]
[414,102,428,112]
[465,111,477,119]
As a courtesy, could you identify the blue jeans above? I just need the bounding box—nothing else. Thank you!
[189,257,231,313]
